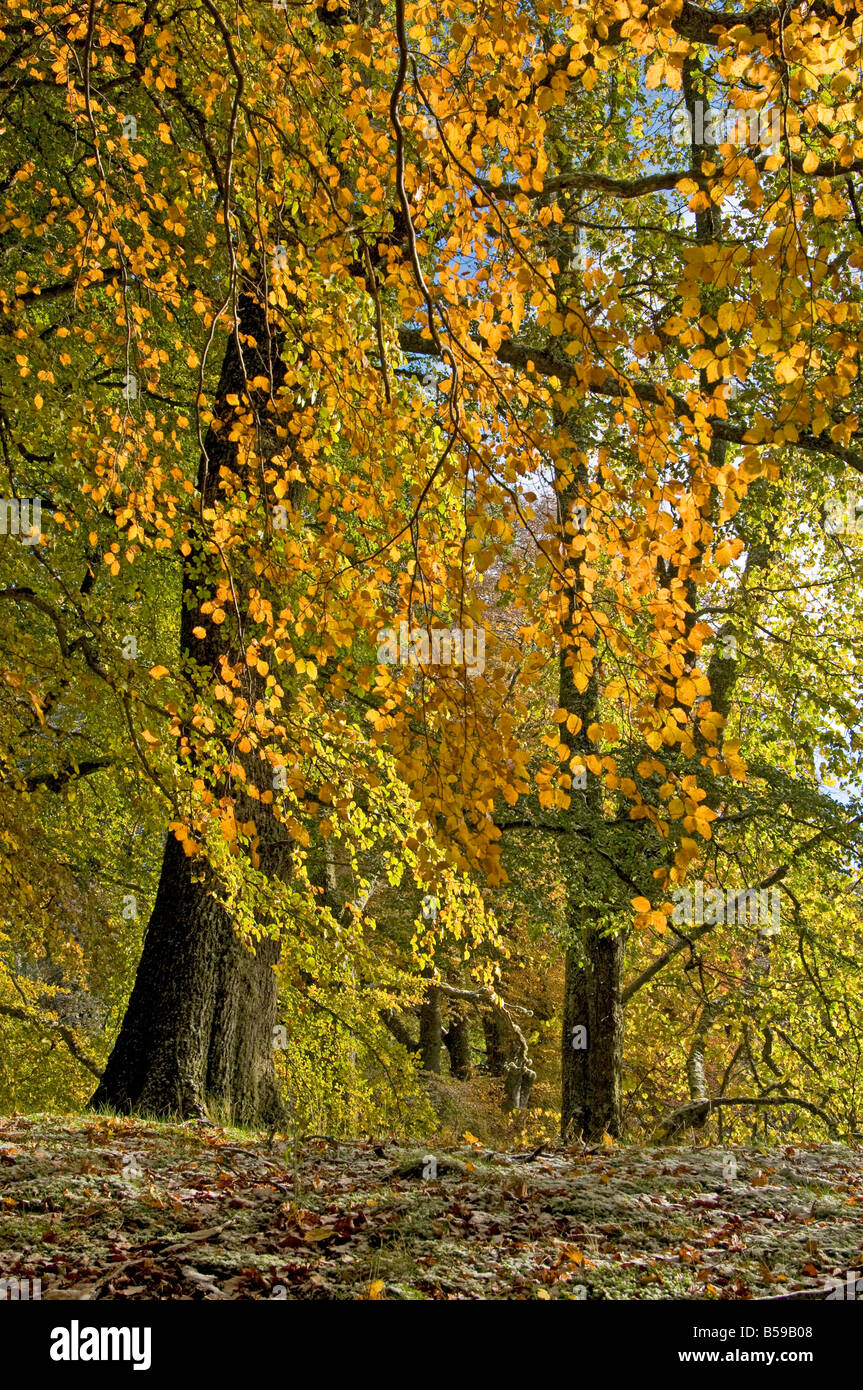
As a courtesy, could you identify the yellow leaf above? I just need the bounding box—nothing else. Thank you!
[631,896,651,912]
[676,677,696,705]
[149,665,169,680]
[368,1280,386,1300]
[645,61,664,89]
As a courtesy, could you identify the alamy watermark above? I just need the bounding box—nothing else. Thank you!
[376,623,485,678]
[421,894,438,923]
[0,1276,41,1300]
[671,882,780,935]
[671,102,781,153]
[0,496,42,545]
[50,1322,151,1370]
[824,491,863,536]
[824,1269,863,1300]
[121,1154,142,1182]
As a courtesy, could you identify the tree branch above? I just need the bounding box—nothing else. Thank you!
[653,1092,837,1141]
[398,330,863,474]
[0,1002,102,1079]
[24,758,114,793]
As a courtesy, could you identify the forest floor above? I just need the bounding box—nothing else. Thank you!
[1,1113,862,1300]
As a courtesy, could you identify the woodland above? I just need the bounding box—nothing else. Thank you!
[1,0,863,1304]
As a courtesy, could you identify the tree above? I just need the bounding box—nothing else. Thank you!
[3,0,863,1134]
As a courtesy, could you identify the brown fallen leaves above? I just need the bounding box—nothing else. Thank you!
[1,1115,862,1300]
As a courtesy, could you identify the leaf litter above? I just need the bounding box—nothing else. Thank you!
[1,1114,861,1300]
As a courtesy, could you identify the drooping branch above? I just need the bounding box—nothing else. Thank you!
[622,863,791,1002]
[494,818,568,835]
[397,330,863,475]
[7,265,123,306]
[528,0,861,78]
[495,816,642,894]
[653,1093,838,1142]
[623,922,716,1004]
[380,1007,420,1053]
[0,1001,102,1079]
[24,758,114,793]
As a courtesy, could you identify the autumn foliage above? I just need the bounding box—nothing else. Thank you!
[0,0,861,1142]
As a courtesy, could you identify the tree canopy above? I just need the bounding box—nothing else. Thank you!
[1,0,862,1146]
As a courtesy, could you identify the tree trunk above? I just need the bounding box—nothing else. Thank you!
[687,999,725,1102]
[482,1011,508,1075]
[562,947,589,1137]
[584,925,624,1137]
[92,835,282,1123]
[503,1057,536,1111]
[92,291,287,1125]
[418,980,442,1073]
[556,457,624,1141]
[562,927,624,1139]
[443,1008,472,1079]
[476,994,535,1110]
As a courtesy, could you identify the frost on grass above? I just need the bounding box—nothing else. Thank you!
[0,1114,861,1300]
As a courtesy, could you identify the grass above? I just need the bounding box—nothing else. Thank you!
[1,1112,862,1300]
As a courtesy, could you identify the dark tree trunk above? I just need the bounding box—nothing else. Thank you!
[561,931,625,1143]
[556,459,625,1142]
[380,1009,419,1053]
[482,1011,508,1076]
[585,926,624,1137]
[92,836,282,1123]
[92,292,287,1125]
[443,1009,472,1079]
[562,947,589,1137]
[418,981,442,1073]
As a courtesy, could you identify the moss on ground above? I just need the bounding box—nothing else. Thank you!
[1,1114,861,1300]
